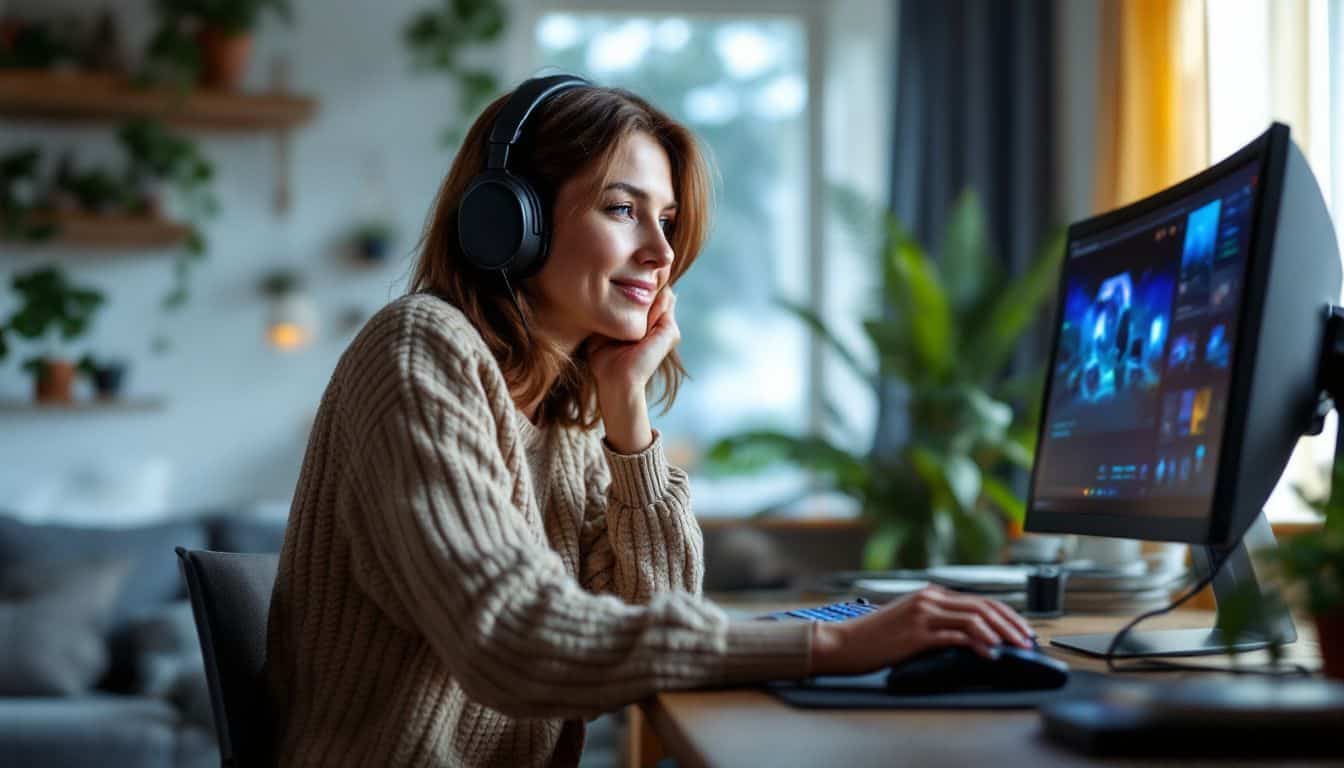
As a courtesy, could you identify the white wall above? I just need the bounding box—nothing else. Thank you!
[1,0,476,521]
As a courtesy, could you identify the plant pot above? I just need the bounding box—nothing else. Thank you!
[355,234,391,263]
[197,27,252,90]
[91,361,128,400]
[35,359,76,404]
[1316,610,1344,682]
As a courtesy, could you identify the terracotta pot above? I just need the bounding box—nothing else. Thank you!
[35,359,76,404]
[197,27,252,90]
[1317,611,1344,682]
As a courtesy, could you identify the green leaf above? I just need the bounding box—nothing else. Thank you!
[777,298,873,387]
[705,430,869,498]
[980,473,1025,524]
[927,506,956,566]
[992,433,1035,470]
[963,388,1013,444]
[861,318,913,381]
[863,520,907,571]
[941,189,994,311]
[961,228,1065,384]
[941,454,982,514]
[951,504,1005,564]
[886,232,954,377]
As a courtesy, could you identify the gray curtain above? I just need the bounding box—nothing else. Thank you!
[875,0,1057,456]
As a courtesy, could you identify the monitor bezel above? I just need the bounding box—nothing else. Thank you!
[1025,124,1288,544]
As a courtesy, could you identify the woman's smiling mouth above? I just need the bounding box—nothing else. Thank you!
[612,279,655,305]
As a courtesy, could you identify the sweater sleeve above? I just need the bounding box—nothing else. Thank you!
[578,433,704,602]
[335,313,811,720]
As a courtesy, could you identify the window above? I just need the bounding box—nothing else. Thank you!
[1206,0,1337,520]
[514,1,893,515]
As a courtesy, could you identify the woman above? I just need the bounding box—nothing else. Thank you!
[266,76,1035,767]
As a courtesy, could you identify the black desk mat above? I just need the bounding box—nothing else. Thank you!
[766,669,1109,710]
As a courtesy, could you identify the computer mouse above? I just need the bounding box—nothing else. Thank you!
[885,643,1070,695]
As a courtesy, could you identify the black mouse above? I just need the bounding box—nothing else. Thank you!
[885,643,1070,695]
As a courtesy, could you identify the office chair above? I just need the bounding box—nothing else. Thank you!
[176,547,279,768]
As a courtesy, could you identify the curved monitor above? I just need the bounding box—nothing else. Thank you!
[1026,123,1341,546]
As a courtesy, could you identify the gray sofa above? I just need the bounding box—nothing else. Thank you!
[0,513,286,768]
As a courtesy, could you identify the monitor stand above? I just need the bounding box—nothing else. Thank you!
[1050,514,1298,658]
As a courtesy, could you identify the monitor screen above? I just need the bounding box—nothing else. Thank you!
[1031,160,1262,522]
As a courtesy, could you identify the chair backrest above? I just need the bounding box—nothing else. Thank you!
[176,547,279,768]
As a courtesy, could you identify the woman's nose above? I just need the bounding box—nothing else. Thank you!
[641,225,674,268]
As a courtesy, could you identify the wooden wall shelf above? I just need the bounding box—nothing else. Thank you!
[0,397,166,413]
[10,211,192,250]
[0,70,317,132]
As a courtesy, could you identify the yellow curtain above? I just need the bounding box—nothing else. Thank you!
[1094,0,1209,212]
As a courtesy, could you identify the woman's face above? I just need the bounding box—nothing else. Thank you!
[531,131,677,350]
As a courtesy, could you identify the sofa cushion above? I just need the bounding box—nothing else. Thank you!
[0,695,216,768]
[0,516,209,627]
[122,600,214,732]
[0,559,131,695]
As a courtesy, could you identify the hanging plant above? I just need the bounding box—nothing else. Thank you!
[117,118,218,310]
[403,0,509,146]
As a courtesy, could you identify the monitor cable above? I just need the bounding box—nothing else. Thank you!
[1102,542,1311,678]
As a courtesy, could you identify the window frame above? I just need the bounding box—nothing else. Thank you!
[509,0,832,437]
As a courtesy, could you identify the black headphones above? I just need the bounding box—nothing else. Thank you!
[457,74,592,281]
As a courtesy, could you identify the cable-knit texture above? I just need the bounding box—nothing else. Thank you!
[265,293,812,767]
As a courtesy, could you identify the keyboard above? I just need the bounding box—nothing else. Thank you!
[760,597,877,622]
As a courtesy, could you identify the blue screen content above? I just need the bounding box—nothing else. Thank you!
[1033,162,1260,517]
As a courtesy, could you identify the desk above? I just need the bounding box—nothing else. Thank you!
[624,609,1324,768]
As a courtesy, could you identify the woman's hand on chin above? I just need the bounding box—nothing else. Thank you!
[589,289,679,454]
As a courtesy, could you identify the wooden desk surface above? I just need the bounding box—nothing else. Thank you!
[631,609,1326,768]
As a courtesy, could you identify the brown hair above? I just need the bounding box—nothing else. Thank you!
[410,83,712,430]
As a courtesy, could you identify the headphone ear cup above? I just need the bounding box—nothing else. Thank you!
[459,170,543,275]
[508,178,549,279]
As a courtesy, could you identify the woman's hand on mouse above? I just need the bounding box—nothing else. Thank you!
[807,586,1036,677]
[589,288,679,454]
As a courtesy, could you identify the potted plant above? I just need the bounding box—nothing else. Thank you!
[0,17,83,70]
[147,0,293,90]
[0,267,105,404]
[0,147,57,241]
[707,187,1063,569]
[76,354,129,400]
[62,166,129,215]
[118,119,215,219]
[351,218,396,264]
[1272,463,1344,679]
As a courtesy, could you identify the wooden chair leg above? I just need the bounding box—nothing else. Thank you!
[620,703,665,768]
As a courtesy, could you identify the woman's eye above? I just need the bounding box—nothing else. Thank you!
[660,218,674,236]
[607,204,635,218]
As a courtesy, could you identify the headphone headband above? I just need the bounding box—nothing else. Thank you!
[457,73,593,284]
[485,74,590,170]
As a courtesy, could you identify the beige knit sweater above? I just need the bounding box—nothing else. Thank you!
[265,293,812,767]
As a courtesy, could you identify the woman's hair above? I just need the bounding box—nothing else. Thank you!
[410,83,712,430]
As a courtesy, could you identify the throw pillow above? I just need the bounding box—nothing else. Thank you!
[123,599,215,732]
[125,599,204,697]
[0,558,131,696]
